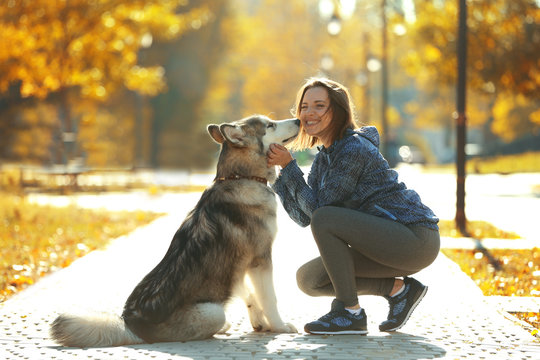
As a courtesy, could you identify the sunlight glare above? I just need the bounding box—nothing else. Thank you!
[403,0,416,23]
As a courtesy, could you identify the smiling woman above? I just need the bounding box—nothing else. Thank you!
[299,87,333,146]
[289,78,357,151]
[268,77,440,335]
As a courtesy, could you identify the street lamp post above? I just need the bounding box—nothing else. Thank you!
[321,0,390,158]
[455,0,468,234]
[381,0,389,159]
[327,13,342,36]
[360,32,370,124]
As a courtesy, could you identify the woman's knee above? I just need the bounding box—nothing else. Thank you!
[296,261,325,297]
[296,264,313,295]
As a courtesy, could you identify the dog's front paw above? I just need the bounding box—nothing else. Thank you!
[280,322,298,333]
[269,322,298,333]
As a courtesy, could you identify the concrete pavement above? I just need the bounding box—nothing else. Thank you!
[1,190,539,359]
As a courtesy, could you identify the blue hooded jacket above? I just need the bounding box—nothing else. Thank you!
[272,127,439,230]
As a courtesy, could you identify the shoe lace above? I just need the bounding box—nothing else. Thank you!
[318,310,341,322]
[385,293,408,319]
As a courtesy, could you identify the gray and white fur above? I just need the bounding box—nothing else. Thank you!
[50,115,300,347]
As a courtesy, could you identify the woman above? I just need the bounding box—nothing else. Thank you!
[267,78,440,335]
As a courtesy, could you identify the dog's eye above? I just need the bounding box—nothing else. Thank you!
[267,123,275,129]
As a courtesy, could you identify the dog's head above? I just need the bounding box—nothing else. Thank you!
[207,115,300,153]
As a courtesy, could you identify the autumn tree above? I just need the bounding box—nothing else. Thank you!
[202,0,425,164]
[201,0,327,125]
[0,0,212,165]
[401,0,540,146]
[201,0,387,127]
[142,0,229,169]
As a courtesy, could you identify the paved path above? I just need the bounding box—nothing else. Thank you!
[1,193,539,359]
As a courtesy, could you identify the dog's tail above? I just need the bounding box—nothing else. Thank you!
[50,312,143,347]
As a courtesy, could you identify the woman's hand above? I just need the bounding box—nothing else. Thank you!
[267,143,293,168]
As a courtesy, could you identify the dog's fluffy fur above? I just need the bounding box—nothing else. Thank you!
[50,115,300,347]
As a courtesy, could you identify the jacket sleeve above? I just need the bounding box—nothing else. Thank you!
[272,141,368,226]
[271,160,312,227]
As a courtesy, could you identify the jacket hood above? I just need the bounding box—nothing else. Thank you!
[320,126,381,153]
[356,126,380,148]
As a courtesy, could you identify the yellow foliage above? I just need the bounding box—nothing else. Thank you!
[125,66,166,96]
[402,0,540,135]
[424,44,442,63]
[75,101,136,167]
[439,220,520,239]
[530,108,540,126]
[492,92,540,142]
[387,106,402,128]
[0,192,163,302]
[202,0,381,124]
[467,151,540,174]
[0,0,212,100]
[442,248,540,298]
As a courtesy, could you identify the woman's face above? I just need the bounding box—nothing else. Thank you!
[299,86,333,146]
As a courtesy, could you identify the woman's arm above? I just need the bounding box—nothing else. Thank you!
[272,167,312,227]
[271,138,369,226]
[269,142,318,225]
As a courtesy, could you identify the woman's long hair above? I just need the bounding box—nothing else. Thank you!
[290,77,358,151]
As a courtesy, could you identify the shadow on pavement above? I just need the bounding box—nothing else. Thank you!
[105,331,448,360]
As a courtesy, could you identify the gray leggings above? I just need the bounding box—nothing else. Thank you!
[296,206,440,307]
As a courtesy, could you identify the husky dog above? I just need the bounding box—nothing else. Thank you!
[50,115,300,347]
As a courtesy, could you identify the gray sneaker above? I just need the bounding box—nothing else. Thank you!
[304,299,368,335]
[379,277,428,332]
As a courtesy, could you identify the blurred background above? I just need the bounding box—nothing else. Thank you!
[1,0,540,329]
[0,0,539,178]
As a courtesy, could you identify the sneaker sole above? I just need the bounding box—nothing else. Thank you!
[383,285,428,332]
[306,329,368,335]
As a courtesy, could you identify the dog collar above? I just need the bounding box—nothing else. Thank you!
[215,174,268,185]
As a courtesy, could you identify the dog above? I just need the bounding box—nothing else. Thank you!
[50,115,300,347]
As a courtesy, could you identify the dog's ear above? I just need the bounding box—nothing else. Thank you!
[219,124,247,147]
[207,124,225,144]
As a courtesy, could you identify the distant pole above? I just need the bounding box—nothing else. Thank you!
[363,32,370,124]
[134,93,144,169]
[381,0,389,158]
[455,0,468,235]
